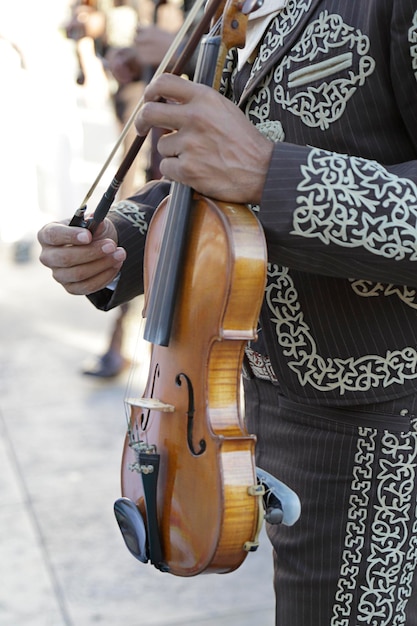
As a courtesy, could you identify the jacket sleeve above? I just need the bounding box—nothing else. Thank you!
[258,2,417,288]
[260,145,417,287]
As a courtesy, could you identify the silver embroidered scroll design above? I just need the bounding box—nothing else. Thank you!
[246,84,273,126]
[331,425,417,625]
[293,148,417,260]
[349,280,417,310]
[250,0,313,78]
[220,49,238,101]
[408,11,417,81]
[266,264,417,394]
[245,0,312,125]
[109,200,148,234]
[396,419,417,624]
[244,347,278,383]
[330,427,376,626]
[357,427,417,624]
[256,120,285,143]
[273,11,375,129]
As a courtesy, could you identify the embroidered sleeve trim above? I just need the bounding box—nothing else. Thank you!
[109,200,148,235]
[293,148,417,261]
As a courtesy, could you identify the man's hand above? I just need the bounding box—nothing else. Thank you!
[106,47,143,85]
[37,219,126,296]
[135,74,273,205]
[106,27,176,85]
[134,26,176,68]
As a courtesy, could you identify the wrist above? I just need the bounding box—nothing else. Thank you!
[250,138,274,205]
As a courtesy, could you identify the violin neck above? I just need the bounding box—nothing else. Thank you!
[193,34,221,88]
[143,183,193,346]
[143,33,222,346]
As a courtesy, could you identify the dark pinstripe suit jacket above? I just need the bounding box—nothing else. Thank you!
[90,0,417,408]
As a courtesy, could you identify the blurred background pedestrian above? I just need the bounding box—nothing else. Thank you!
[66,0,191,378]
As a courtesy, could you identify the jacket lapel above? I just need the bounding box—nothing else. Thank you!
[238,0,322,106]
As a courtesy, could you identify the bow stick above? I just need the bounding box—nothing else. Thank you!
[69,0,224,232]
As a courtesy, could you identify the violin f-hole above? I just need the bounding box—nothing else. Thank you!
[176,373,206,456]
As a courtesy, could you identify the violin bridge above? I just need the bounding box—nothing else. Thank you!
[125,397,175,412]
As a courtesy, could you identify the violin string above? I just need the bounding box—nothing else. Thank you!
[124,311,148,424]
[121,8,223,442]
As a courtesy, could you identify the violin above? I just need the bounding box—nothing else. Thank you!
[70,0,301,576]
[114,0,300,576]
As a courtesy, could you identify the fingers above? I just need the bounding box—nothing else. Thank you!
[157,131,181,159]
[135,74,203,136]
[37,220,126,296]
[39,234,123,270]
[144,73,196,103]
[38,220,90,247]
[134,27,175,67]
[51,254,125,296]
[134,73,273,204]
[107,47,142,84]
[38,219,118,257]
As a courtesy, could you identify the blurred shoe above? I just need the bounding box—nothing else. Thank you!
[13,240,32,263]
[82,349,126,378]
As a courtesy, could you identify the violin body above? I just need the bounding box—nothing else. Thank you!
[120,193,267,576]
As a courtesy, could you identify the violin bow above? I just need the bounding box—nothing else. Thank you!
[69,0,225,232]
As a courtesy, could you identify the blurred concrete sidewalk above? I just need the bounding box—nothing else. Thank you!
[0,89,275,626]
